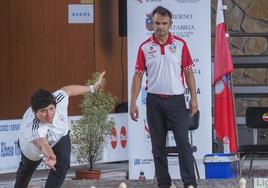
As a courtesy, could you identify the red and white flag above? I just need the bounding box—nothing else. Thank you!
[214,0,237,153]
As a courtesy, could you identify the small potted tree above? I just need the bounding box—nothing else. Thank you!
[71,72,117,179]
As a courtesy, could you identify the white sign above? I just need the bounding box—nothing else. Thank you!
[68,4,94,24]
[0,120,21,173]
[254,178,268,188]
[69,114,128,164]
[127,0,212,179]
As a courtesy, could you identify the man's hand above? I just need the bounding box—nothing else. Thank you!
[93,71,106,92]
[32,138,56,170]
[189,98,198,115]
[44,154,56,170]
[130,103,139,121]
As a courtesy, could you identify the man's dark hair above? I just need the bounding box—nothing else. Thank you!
[152,6,172,19]
[30,89,56,112]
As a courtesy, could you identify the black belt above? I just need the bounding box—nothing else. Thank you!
[156,94,174,98]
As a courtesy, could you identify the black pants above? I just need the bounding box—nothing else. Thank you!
[146,93,197,188]
[14,133,71,188]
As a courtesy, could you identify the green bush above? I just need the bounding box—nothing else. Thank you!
[71,72,117,170]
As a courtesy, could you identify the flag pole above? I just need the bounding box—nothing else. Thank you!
[222,0,239,151]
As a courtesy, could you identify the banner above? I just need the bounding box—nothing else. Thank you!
[214,0,237,153]
[127,0,212,179]
[0,113,128,173]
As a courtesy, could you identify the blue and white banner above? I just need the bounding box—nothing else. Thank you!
[0,120,21,173]
[0,113,128,173]
[127,0,212,179]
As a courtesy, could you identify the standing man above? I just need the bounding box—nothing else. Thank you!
[14,71,105,188]
[130,6,198,188]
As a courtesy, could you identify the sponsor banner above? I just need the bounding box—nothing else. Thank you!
[127,0,212,179]
[0,120,22,173]
[0,113,128,173]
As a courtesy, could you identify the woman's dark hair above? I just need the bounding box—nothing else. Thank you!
[152,6,172,19]
[30,89,56,112]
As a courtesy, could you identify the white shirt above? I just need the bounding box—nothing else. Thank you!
[19,90,69,161]
[135,34,194,95]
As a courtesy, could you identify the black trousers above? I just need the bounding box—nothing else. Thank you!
[146,93,196,188]
[14,133,71,188]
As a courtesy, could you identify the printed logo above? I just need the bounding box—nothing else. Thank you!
[134,158,154,165]
[148,46,156,54]
[145,13,153,31]
[169,43,177,53]
[215,79,224,95]
[110,127,117,149]
[134,158,141,165]
[120,126,127,148]
[147,46,157,60]
[262,113,268,122]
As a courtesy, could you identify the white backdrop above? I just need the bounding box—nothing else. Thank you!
[127,0,212,179]
[0,113,128,173]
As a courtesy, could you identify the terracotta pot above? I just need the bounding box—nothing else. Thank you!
[75,169,101,180]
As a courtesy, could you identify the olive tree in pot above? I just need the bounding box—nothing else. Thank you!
[71,72,117,179]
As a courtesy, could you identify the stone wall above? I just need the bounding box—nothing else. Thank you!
[211,0,268,116]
